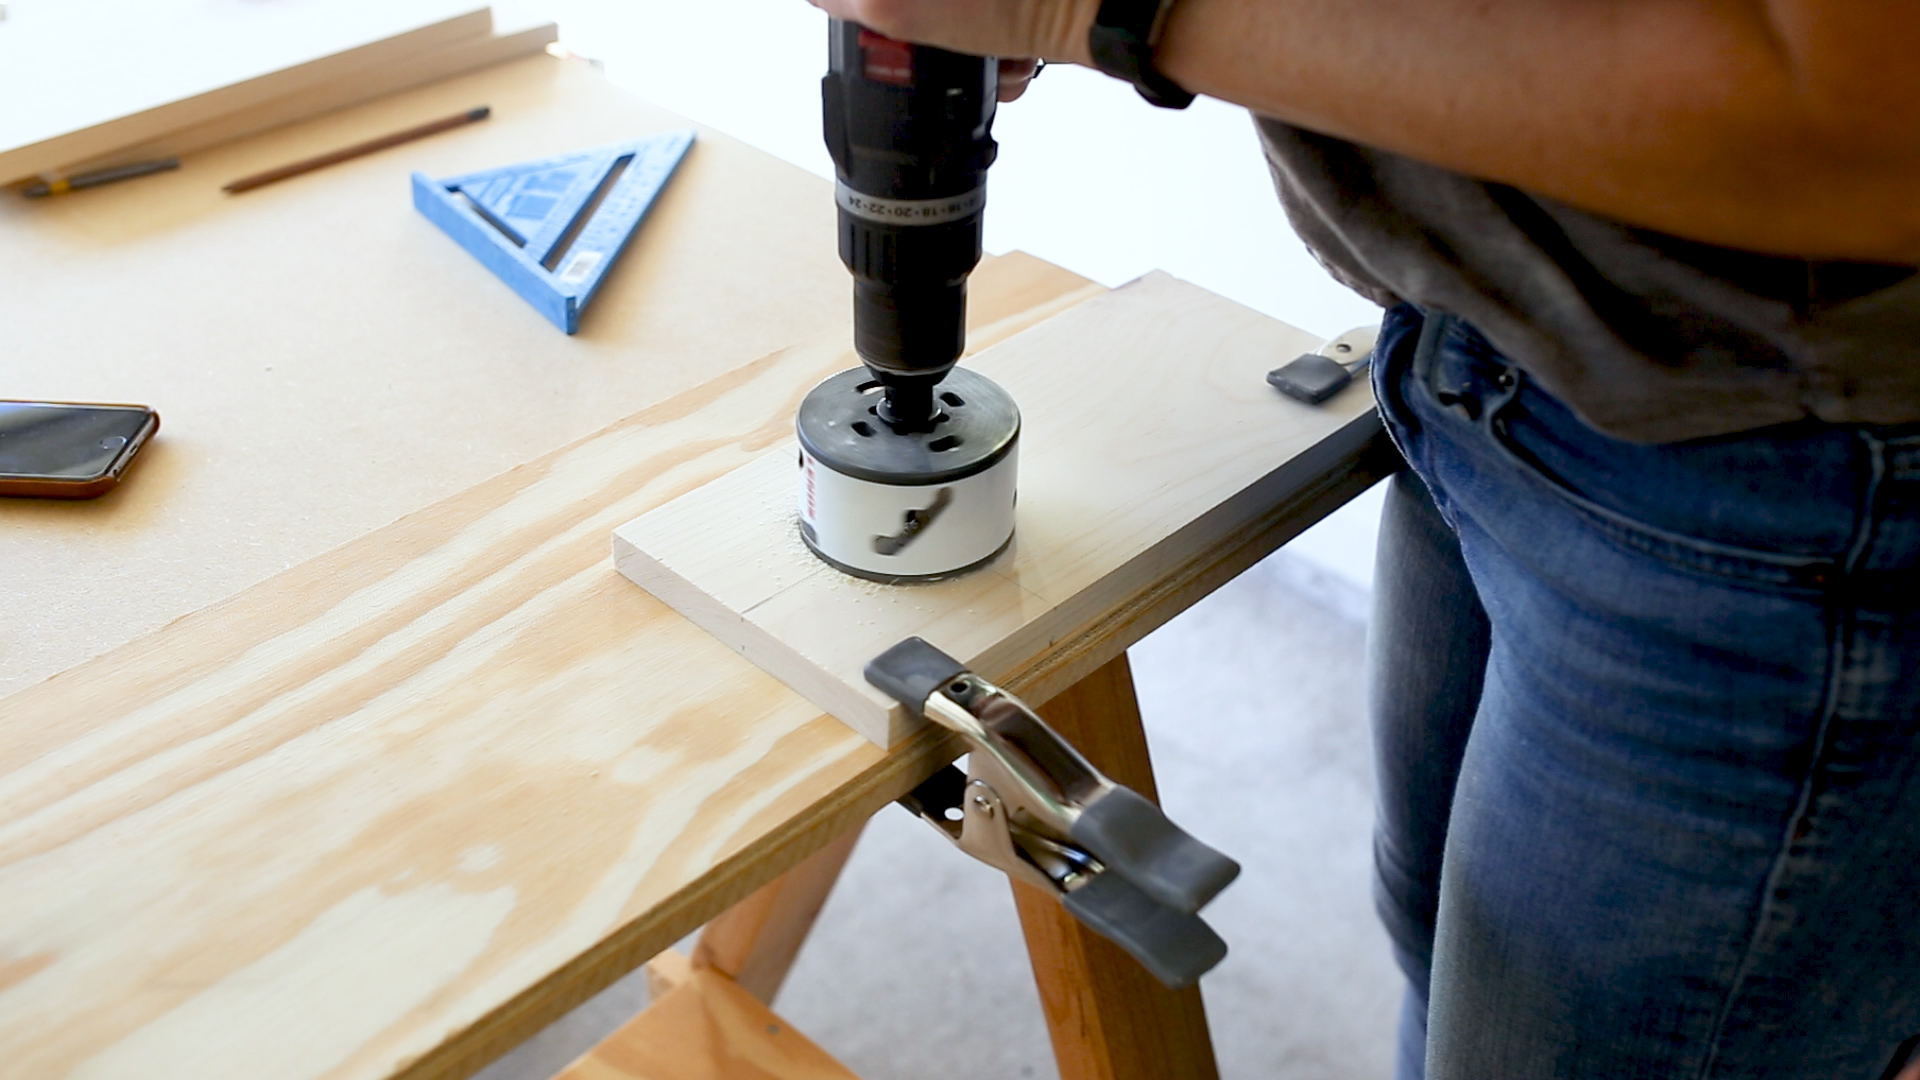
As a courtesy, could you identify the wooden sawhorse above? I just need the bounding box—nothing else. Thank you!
[576,653,1217,1080]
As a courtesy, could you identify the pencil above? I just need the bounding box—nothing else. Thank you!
[23,157,180,198]
[223,105,491,194]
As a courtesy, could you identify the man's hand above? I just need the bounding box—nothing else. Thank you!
[803,0,1099,67]
[996,58,1044,103]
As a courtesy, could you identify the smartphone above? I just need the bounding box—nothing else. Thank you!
[0,400,160,499]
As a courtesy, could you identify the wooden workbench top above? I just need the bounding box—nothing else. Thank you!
[0,53,852,697]
[0,49,1392,1080]
[0,51,1111,1080]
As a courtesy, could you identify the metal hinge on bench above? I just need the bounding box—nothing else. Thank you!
[865,637,1240,988]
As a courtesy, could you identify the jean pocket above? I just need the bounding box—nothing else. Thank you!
[1397,313,1838,590]
[1481,383,1837,591]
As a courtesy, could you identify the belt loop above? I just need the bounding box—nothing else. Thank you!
[1411,309,1449,389]
[1879,430,1920,481]
[1414,312,1490,423]
[1845,430,1889,575]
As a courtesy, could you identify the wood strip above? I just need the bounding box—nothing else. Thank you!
[0,255,1090,1080]
[1010,654,1220,1080]
[53,19,561,178]
[553,968,860,1080]
[1,5,494,183]
[691,825,864,1004]
[613,272,1383,747]
[223,105,495,194]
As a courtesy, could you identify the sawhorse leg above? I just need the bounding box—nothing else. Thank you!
[566,651,1218,1079]
[570,830,868,1080]
[1012,652,1221,1080]
[669,824,865,1003]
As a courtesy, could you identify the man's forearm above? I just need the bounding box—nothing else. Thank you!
[1129,0,1909,260]
[827,0,1920,262]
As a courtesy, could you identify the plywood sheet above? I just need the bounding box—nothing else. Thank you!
[0,249,1097,1080]
[0,0,492,181]
[1,54,863,698]
[613,273,1382,747]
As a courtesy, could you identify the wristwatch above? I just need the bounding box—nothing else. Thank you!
[1086,0,1195,109]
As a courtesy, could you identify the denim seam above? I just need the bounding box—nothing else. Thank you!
[1513,472,1826,592]
[1693,438,1887,1080]
[1375,307,1448,524]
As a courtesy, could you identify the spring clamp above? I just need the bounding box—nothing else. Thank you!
[866,637,1240,988]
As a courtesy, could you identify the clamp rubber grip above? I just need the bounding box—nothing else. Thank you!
[864,636,969,718]
[1062,871,1228,989]
[1071,785,1241,915]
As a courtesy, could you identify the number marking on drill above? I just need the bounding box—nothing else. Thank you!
[835,182,984,226]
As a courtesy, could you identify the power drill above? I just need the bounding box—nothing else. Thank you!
[796,21,1021,583]
[820,20,995,429]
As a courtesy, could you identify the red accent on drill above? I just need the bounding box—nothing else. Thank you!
[858,30,915,86]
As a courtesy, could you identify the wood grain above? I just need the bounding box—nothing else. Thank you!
[0,252,1090,1080]
[1010,654,1220,1080]
[0,46,1396,1080]
[613,272,1383,747]
[553,968,860,1080]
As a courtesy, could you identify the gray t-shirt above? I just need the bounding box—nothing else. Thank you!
[1257,118,1920,444]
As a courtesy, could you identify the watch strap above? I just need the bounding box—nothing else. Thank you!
[1087,0,1195,109]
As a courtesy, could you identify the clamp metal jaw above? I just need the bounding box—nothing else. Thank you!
[865,637,1241,988]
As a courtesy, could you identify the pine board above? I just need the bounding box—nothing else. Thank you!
[0,1,495,183]
[613,272,1384,747]
[0,249,1098,1080]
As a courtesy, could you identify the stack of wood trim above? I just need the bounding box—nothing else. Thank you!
[0,4,557,184]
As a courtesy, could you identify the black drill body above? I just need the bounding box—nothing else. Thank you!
[822,21,997,433]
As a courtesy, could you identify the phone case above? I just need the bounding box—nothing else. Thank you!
[0,406,159,499]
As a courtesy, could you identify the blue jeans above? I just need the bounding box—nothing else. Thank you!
[1367,304,1920,1079]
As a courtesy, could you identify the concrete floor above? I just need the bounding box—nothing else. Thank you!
[477,540,1402,1080]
